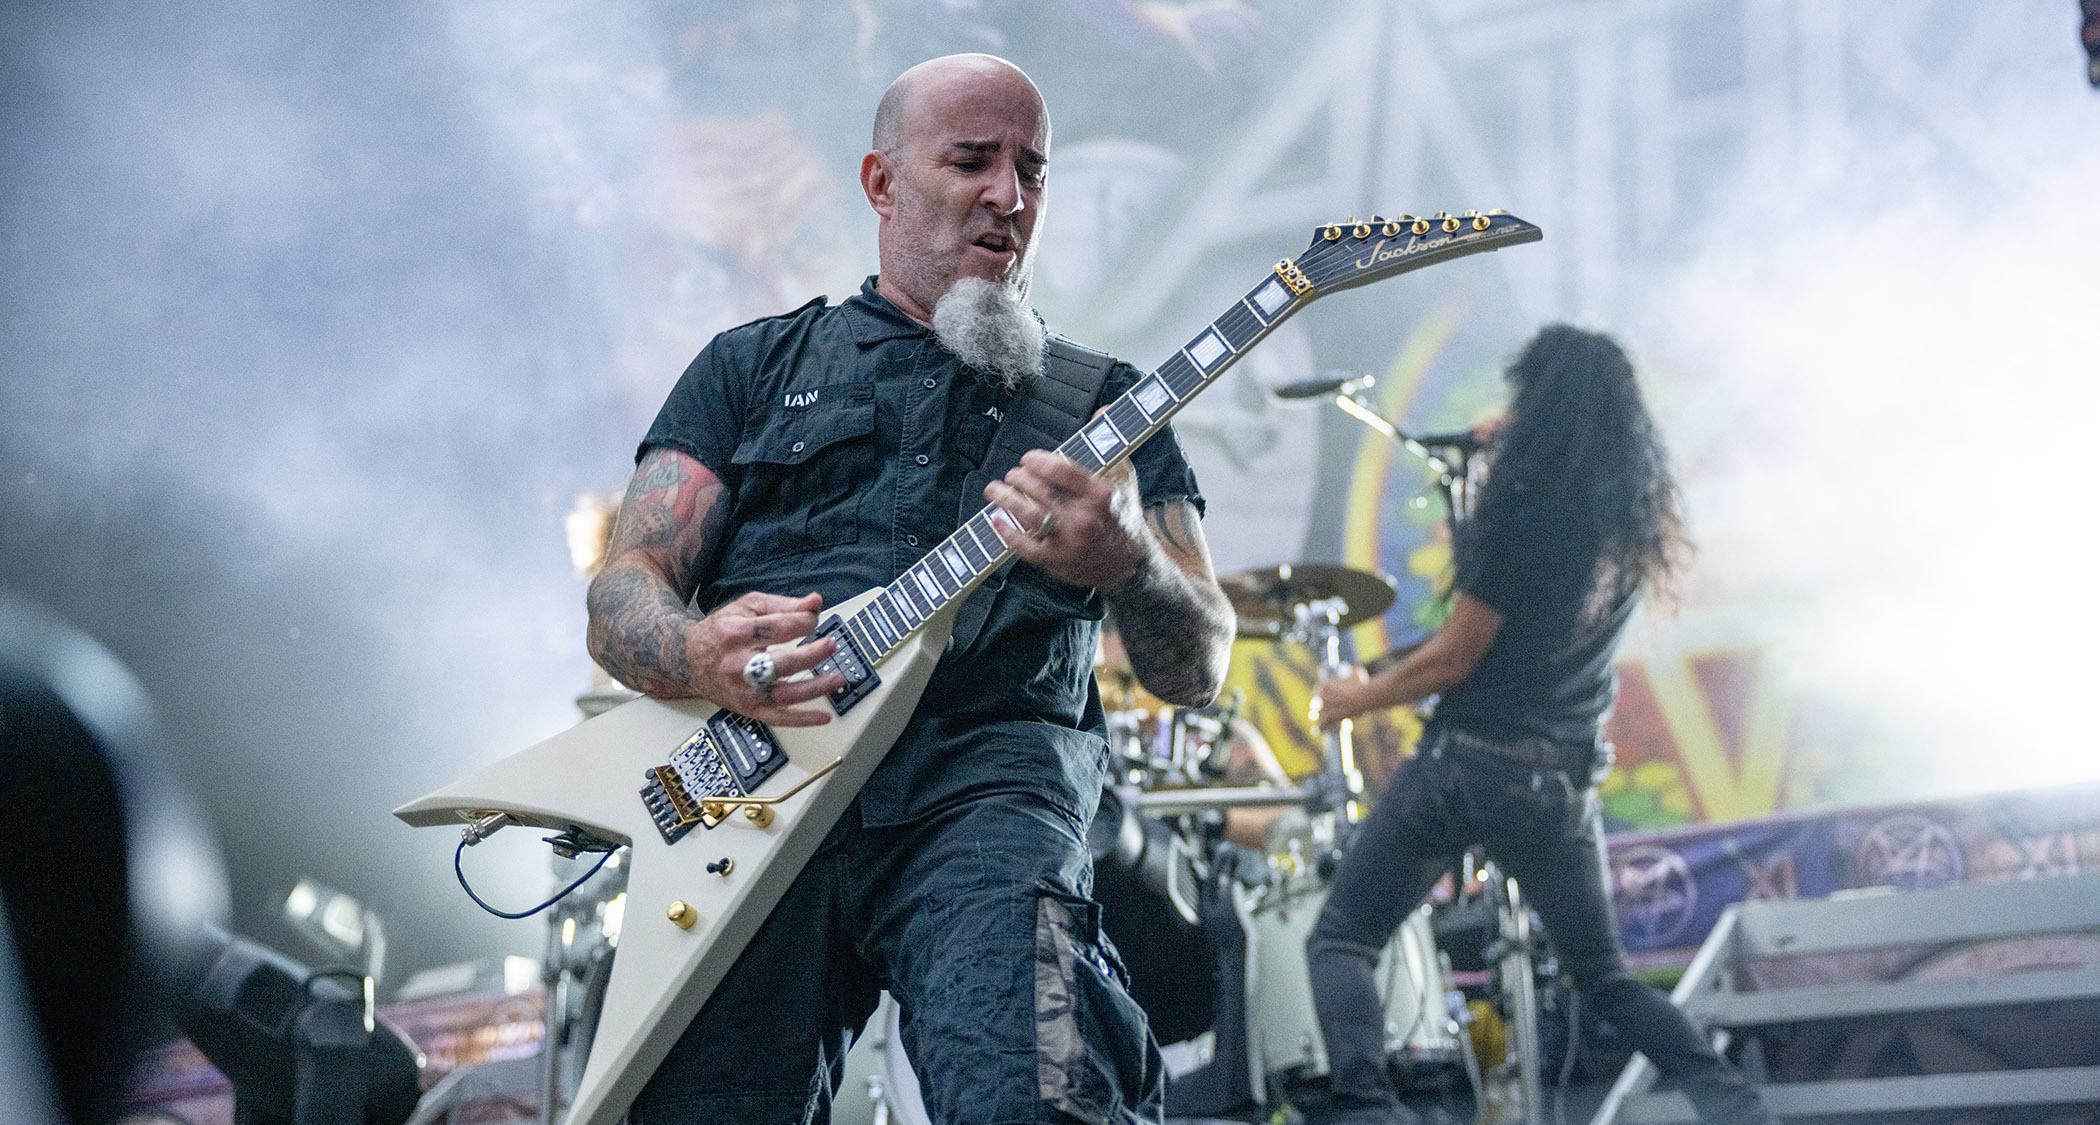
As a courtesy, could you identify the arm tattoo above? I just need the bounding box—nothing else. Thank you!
[1105,500,1234,707]
[586,449,726,697]
[1148,499,1196,553]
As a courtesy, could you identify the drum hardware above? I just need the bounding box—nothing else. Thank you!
[1219,561,1398,828]
[1217,563,1398,640]
[1175,691,1241,782]
[535,850,629,1125]
[1442,950,1491,1113]
[1432,854,1552,1125]
[1101,693,1248,792]
[1494,873,1545,1125]
[1125,785,1312,816]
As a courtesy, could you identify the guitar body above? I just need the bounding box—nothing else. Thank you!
[395,589,956,1125]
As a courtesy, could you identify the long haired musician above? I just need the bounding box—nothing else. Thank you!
[1306,326,1774,1125]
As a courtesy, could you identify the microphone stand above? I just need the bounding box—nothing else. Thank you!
[1312,378,1475,531]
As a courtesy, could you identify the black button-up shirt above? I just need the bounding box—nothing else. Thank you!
[640,277,1204,828]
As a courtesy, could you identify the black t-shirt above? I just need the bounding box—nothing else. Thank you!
[639,277,1204,828]
[1429,499,1634,747]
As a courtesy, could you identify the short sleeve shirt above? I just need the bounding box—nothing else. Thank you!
[640,277,1204,828]
[1428,501,1635,747]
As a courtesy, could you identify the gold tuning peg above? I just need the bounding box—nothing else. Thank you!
[1489,208,1510,215]
[1472,214,1491,230]
[1442,215,1461,232]
[1352,222,1371,238]
[1412,217,1431,235]
[1322,224,1344,241]
[1381,219,1402,236]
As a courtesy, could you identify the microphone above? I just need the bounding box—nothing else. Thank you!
[1408,429,1483,453]
[1271,375,1358,401]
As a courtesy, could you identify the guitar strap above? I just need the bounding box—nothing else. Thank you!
[950,334,1119,652]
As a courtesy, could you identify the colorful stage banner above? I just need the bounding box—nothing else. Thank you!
[1604,779,2100,969]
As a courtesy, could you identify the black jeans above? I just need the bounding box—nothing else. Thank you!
[1306,732,1771,1124]
[632,791,1163,1125]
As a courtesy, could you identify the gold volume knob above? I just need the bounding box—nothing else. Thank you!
[667,901,696,930]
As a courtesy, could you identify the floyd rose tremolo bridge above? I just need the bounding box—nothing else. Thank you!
[639,709,841,844]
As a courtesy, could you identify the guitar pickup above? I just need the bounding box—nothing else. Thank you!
[810,614,878,715]
[639,710,789,844]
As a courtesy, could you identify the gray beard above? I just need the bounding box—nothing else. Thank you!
[931,277,1045,392]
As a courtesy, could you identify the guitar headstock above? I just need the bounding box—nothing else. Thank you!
[1274,210,1542,298]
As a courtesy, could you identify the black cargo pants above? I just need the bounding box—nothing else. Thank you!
[633,790,1163,1124]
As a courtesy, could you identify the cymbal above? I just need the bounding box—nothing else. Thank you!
[1219,562,1398,637]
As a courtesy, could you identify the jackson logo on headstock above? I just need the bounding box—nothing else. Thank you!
[1355,234,1455,270]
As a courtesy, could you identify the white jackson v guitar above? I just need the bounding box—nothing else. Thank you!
[395,210,1541,1124]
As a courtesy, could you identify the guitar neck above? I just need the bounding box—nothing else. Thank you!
[836,268,1308,667]
[833,209,1542,669]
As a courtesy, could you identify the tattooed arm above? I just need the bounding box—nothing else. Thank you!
[988,449,1233,708]
[1101,498,1233,706]
[586,447,843,724]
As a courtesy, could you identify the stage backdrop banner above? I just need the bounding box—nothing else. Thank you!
[1604,779,2100,970]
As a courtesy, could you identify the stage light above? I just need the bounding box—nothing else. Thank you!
[284,882,319,924]
[282,878,386,989]
[502,955,538,995]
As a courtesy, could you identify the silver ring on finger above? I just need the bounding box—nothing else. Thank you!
[742,651,777,700]
[1034,510,1057,539]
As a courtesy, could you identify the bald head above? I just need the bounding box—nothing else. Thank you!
[872,54,1049,153]
[860,53,1052,325]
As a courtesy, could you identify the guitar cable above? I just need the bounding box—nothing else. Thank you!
[453,834,618,920]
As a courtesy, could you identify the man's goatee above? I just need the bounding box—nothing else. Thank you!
[932,277,1045,392]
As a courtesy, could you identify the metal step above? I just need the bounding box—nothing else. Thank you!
[1591,872,2100,1123]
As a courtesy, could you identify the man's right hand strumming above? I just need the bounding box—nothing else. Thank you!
[681,591,843,726]
[585,446,842,726]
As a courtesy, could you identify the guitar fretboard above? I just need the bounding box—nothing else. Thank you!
[835,268,1306,665]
